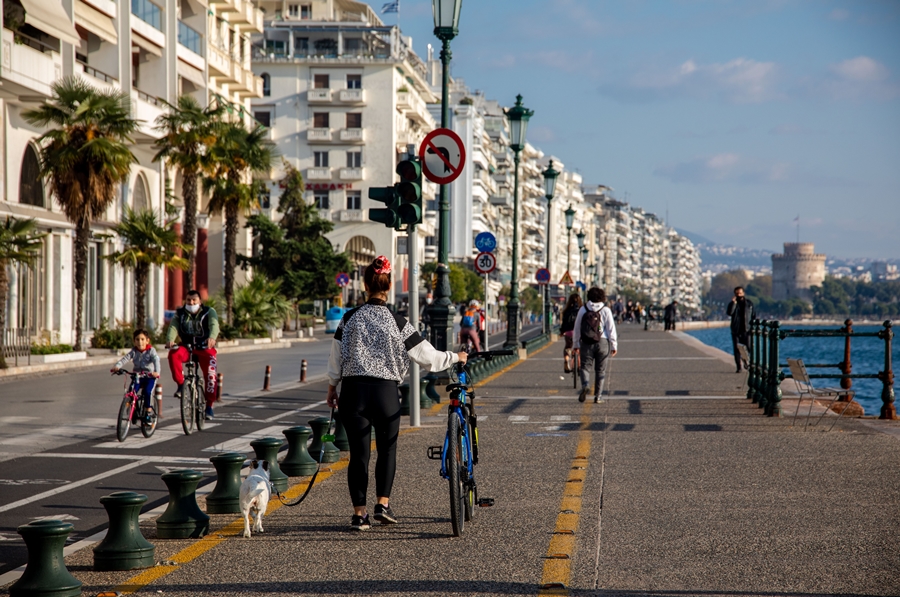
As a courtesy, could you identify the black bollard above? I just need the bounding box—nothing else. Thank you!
[250,437,289,493]
[206,452,246,514]
[420,376,433,409]
[307,417,341,463]
[93,492,155,571]
[156,470,210,539]
[281,426,318,476]
[10,520,81,597]
[262,365,272,391]
[333,410,350,451]
[300,359,308,382]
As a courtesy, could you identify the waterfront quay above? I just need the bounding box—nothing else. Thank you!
[3,326,898,596]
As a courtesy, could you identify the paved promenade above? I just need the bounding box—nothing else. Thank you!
[5,326,899,596]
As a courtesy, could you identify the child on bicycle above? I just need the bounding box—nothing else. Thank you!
[110,329,161,421]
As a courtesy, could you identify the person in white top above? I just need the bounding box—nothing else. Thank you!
[572,287,618,403]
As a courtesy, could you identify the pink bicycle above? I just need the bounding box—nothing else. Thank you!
[113,370,157,442]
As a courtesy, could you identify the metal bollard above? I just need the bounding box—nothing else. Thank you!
[307,417,341,463]
[156,470,210,539]
[262,365,272,391]
[206,452,246,514]
[332,410,350,451]
[216,373,224,402]
[93,492,155,571]
[9,520,81,597]
[250,437,289,493]
[155,384,163,418]
[300,359,307,382]
[879,320,895,420]
[281,427,318,476]
[420,376,433,409]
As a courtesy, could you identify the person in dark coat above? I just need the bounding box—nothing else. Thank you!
[726,286,755,373]
[664,300,678,331]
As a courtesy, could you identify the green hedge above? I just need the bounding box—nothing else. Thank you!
[31,343,74,355]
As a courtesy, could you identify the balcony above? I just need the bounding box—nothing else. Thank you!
[308,88,332,103]
[339,167,363,180]
[308,128,332,143]
[306,167,331,180]
[336,210,364,222]
[396,90,431,125]
[132,88,164,137]
[76,61,118,91]
[339,128,364,143]
[338,88,365,104]
[1,28,63,97]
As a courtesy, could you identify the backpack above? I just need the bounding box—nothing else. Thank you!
[461,308,476,328]
[581,307,605,343]
[560,306,579,333]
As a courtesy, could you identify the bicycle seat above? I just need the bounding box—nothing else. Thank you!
[445,383,472,393]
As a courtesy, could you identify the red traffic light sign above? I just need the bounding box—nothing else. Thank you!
[419,128,466,185]
[474,252,497,275]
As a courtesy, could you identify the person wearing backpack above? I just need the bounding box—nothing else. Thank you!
[458,299,482,353]
[559,293,583,373]
[572,287,618,403]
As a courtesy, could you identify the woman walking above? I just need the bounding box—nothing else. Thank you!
[559,293,583,373]
[326,256,468,530]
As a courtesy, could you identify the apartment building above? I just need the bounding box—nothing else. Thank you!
[1,0,263,344]
[250,0,437,304]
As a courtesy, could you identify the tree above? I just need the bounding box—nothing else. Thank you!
[239,162,350,301]
[153,95,222,293]
[107,209,190,328]
[23,77,139,350]
[0,217,46,368]
[232,276,293,337]
[204,121,276,323]
[447,263,484,304]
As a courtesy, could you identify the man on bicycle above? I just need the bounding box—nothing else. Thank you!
[458,299,483,353]
[166,289,220,419]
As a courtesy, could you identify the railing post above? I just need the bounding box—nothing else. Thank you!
[748,319,758,402]
[767,321,782,417]
[878,320,895,420]
[758,321,769,411]
[840,319,853,394]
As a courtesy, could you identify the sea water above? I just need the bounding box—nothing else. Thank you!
[687,325,898,416]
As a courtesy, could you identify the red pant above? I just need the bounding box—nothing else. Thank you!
[168,346,218,407]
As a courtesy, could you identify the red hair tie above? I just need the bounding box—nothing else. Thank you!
[373,256,392,275]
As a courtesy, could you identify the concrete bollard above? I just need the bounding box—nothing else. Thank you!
[206,452,246,514]
[300,359,307,382]
[333,410,350,451]
[93,492,155,571]
[262,365,272,391]
[280,426,318,476]
[250,437,288,493]
[216,373,224,402]
[9,520,81,597]
[308,326,314,337]
[307,417,341,463]
[156,470,210,539]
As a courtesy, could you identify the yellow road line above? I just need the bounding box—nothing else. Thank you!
[539,401,593,596]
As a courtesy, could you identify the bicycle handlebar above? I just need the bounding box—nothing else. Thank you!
[468,350,515,359]
[113,369,155,378]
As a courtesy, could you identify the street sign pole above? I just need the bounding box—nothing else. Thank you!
[408,225,421,428]
[483,273,489,352]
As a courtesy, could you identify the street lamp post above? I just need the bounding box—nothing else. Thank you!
[576,231,586,298]
[428,0,462,352]
[503,94,534,350]
[564,204,575,299]
[581,247,589,293]
[541,159,559,335]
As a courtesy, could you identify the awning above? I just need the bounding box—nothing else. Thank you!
[177,59,205,87]
[19,0,81,46]
[132,32,163,57]
[74,0,117,44]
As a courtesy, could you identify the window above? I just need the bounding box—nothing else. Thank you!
[19,145,44,208]
[347,74,362,89]
[346,113,362,128]
[346,151,362,168]
[261,73,270,96]
[287,4,298,17]
[265,39,286,56]
[344,39,364,55]
[314,191,329,209]
[132,174,150,211]
[425,236,436,246]
[427,199,438,211]
[254,111,271,128]
[313,74,329,89]
[313,112,329,128]
[346,191,361,210]
[131,0,162,31]
[314,151,329,167]
[300,4,312,19]
[295,37,309,55]
[177,21,203,55]
[258,187,271,210]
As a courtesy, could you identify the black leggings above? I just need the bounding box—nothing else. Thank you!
[339,376,401,507]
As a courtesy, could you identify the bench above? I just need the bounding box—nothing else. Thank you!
[786,358,855,431]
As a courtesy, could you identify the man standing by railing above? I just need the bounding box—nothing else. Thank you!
[726,286,755,373]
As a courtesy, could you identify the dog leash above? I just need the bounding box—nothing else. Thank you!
[275,407,336,507]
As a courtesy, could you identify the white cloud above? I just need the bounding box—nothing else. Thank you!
[830,56,890,82]
[654,153,852,186]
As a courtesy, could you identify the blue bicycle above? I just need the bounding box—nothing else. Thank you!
[428,350,512,536]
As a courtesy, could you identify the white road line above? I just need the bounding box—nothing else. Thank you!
[264,400,327,423]
[483,395,745,401]
[0,417,39,425]
[28,453,213,464]
[508,415,530,422]
[202,425,287,453]
[550,415,572,421]
[93,423,219,449]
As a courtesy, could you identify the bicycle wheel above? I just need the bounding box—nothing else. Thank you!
[181,379,195,435]
[116,396,133,442]
[194,379,206,431]
[447,414,465,537]
[140,399,157,438]
[463,418,475,523]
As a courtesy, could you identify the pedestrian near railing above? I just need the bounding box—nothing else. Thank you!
[746,319,895,420]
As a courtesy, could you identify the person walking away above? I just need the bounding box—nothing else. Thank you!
[613,298,625,324]
[111,329,161,421]
[573,287,618,403]
[559,293,583,373]
[166,289,220,419]
[458,300,482,353]
[327,256,468,531]
[726,286,755,373]
[664,300,679,332]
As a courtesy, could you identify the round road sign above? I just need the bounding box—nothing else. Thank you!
[335,272,350,287]
[474,231,497,253]
[474,252,497,275]
[535,268,551,284]
[419,128,466,185]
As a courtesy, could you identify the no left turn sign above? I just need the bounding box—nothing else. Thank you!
[419,128,466,185]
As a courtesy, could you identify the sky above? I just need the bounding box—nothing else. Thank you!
[381,0,900,260]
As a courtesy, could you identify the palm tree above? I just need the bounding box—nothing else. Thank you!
[153,96,222,292]
[23,77,139,350]
[107,209,190,329]
[204,121,276,322]
[0,217,46,368]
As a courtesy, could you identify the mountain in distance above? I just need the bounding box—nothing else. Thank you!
[674,228,773,274]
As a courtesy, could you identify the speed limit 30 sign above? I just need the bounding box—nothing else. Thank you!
[474,252,497,275]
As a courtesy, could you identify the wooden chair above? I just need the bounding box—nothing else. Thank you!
[786,358,854,431]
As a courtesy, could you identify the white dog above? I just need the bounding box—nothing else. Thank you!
[240,459,271,538]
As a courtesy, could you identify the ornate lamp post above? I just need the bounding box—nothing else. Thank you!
[541,159,559,335]
[564,204,575,298]
[503,94,534,350]
[576,231,586,297]
[581,247,589,293]
[428,0,463,351]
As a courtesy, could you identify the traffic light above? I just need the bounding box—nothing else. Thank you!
[395,156,422,226]
[368,185,400,228]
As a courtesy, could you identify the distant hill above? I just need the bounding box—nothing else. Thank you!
[675,229,773,274]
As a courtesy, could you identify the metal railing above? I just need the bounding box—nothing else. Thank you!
[9,29,57,54]
[135,89,162,107]
[747,319,895,419]
[2,328,31,367]
[78,61,118,84]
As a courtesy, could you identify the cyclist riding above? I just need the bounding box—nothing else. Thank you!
[165,289,219,420]
[110,329,161,422]
[458,299,483,354]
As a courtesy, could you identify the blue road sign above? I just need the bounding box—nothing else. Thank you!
[336,272,350,287]
[474,231,497,253]
[535,268,551,284]
[576,281,586,290]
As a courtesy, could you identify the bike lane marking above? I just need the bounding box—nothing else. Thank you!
[93,423,220,449]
